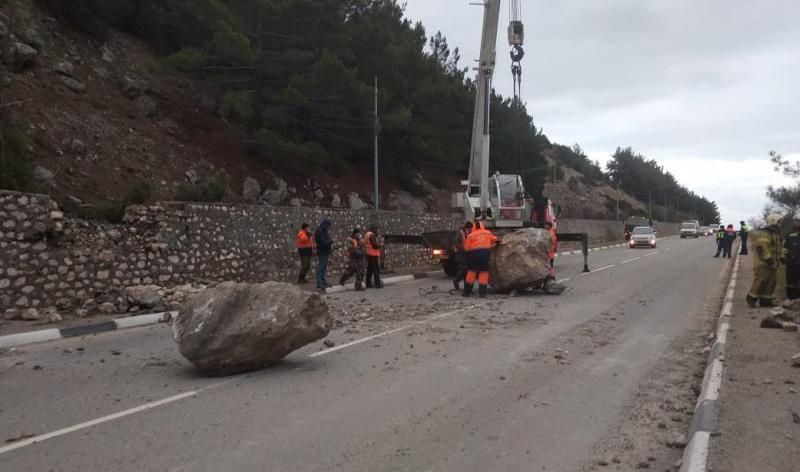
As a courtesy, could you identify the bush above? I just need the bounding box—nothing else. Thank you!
[175,172,228,202]
[162,47,208,73]
[80,180,152,223]
[0,127,33,191]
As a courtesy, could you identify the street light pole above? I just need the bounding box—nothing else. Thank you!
[373,76,379,210]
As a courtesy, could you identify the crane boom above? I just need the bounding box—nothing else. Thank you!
[467,0,502,217]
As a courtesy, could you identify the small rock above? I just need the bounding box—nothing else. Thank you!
[760,316,784,329]
[792,353,800,368]
[792,411,800,424]
[636,462,650,469]
[100,45,116,63]
[60,76,86,93]
[782,322,799,332]
[54,61,74,77]
[667,433,688,448]
[323,339,336,348]
[242,177,261,203]
[20,27,44,51]
[21,308,40,321]
[70,139,87,155]
[331,193,342,208]
[45,310,63,324]
[94,66,111,80]
[3,308,21,320]
[289,198,302,207]
[313,189,325,200]
[348,192,368,210]
[119,75,149,100]
[33,165,55,185]
[98,302,116,315]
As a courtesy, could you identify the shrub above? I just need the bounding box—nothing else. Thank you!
[0,127,33,191]
[175,172,228,202]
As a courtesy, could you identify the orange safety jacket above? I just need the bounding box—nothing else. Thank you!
[464,226,497,252]
[365,231,382,257]
[548,227,558,260]
[295,230,314,249]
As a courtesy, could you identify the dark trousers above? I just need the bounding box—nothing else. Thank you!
[316,254,330,288]
[722,242,732,258]
[366,256,382,287]
[788,264,800,300]
[714,240,723,257]
[340,257,365,287]
[298,251,312,282]
[740,234,749,255]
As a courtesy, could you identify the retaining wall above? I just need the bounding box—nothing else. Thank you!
[0,190,680,316]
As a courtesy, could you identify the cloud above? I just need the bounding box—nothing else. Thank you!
[402,0,800,220]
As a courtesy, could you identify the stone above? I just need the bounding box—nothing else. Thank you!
[101,45,116,63]
[760,316,784,329]
[261,178,288,206]
[388,190,427,213]
[331,193,342,208]
[185,170,199,184]
[60,76,87,93]
[33,165,55,185]
[173,281,332,376]
[489,228,553,292]
[20,27,44,51]
[792,353,800,368]
[70,139,87,155]
[313,189,325,200]
[44,309,63,323]
[8,42,38,71]
[289,198,302,207]
[98,302,116,315]
[666,434,688,448]
[21,308,40,321]
[242,177,261,203]
[3,308,21,320]
[782,322,799,333]
[119,75,150,100]
[54,61,74,77]
[125,285,164,308]
[348,192,368,211]
[94,66,111,80]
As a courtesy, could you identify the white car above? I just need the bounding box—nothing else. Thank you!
[629,226,657,248]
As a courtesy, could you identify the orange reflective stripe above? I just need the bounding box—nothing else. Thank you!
[365,231,381,257]
[466,229,496,251]
[295,231,313,249]
[478,272,490,285]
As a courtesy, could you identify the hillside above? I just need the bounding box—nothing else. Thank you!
[0,0,715,223]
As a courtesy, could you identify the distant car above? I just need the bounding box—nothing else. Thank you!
[680,222,699,239]
[699,226,712,236]
[629,226,657,248]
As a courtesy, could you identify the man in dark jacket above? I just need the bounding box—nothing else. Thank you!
[314,219,333,290]
[722,224,736,258]
[452,222,473,290]
[714,225,725,257]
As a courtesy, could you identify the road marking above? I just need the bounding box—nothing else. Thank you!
[557,277,571,284]
[0,382,228,456]
[583,264,615,275]
[621,257,641,265]
[309,305,481,358]
[644,251,659,257]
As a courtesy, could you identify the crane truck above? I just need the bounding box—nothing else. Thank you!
[425,0,590,275]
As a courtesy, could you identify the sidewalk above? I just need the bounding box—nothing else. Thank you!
[708,255,800,472]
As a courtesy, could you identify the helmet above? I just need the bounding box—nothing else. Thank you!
[765,213,782,227]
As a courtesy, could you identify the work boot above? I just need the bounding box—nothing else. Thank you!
[463,283,473,297]
[478,285,488,298]
[759,298,775,308]
[746,295,758,308]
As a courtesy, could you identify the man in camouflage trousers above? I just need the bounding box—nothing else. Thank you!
[340,228,366,291]
[746,213,783,307]
[784,220,800,300]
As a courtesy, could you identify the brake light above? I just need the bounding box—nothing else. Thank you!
[432,249,444,257]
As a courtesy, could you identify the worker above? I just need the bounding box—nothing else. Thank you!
[713,225,725,257]
[339,228,366,291]
[314,218,333,290]
[364,224,383,289]
[295,223,314,284]
[784,221,800,300]
[739,221,751,255]
[452,222,473,290]
[463,220,498,298]
[545,221,557,274]
[722,224,736,259]
[746,213,783,307]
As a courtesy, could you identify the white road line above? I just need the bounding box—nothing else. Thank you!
[308,305,480,358]
[644,251,659,257]
[621,257,641,265]
[0,383,227,456]
[583,264,615,275]
[557,277,571,284]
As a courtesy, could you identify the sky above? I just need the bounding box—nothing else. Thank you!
[401,0,799,223]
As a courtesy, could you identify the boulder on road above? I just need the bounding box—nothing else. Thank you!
[489,228,553,293]
[173,282,332,376]
[125,285,164,308]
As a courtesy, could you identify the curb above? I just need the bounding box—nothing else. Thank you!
[324,270,444,295]
[679,251,741,472]
[0,311,176,350]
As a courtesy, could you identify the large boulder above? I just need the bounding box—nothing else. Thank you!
[489,228,553,292]
[261,178,288,205]
[173,282,332,376]
[388,190,427,213]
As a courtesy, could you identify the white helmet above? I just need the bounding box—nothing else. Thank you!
[765,213,782,227]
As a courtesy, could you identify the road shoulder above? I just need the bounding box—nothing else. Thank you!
[708,255,800,472]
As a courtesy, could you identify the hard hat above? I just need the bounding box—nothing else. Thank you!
[765,213,782,227]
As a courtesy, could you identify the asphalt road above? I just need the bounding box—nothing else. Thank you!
[0,236,728,471]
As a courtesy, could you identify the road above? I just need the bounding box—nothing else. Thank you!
[1,236,730,471]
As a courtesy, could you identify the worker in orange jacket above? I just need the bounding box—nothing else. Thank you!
[295,223,315,283]
[463,221,498,298]
[364,224,383,288]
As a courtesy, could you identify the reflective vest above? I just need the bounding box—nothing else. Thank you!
[464,227,497,252]
[716,230,725,241]
[365,231,381,257]
[295,230,313,249]
[548,227,558,259]
[741,224,751,234]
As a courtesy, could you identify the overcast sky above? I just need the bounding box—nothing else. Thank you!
[402,0,798,223]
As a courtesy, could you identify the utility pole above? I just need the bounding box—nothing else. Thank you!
[373,76,379,210]
[663,191,667,222]
[648,190,652,220]
[615,181,620,221]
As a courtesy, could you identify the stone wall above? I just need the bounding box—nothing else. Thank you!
[558,219,681,245]
[0,190,682,318]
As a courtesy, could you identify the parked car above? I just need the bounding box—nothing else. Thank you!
[629,226,657,248]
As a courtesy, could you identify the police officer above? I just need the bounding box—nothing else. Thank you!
[784,221,800,300]
[746,213,783,307]
[739,221,751,255]
[340,228,366,291]
[463,221,498,298]
[364,224,383,289]
[452,222,473,290]
[714,225,726,258]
